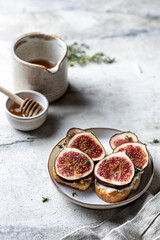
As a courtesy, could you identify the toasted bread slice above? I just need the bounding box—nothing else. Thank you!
[53,170,94,191]
[95,172,142,203]
[95,185,131,203]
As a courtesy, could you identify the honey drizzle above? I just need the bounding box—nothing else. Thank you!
[9,102,26,117]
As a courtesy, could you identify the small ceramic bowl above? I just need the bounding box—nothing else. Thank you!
[5,90,48,131]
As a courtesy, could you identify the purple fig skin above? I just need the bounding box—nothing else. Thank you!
[58,172,93,183]
[95,177,132,190]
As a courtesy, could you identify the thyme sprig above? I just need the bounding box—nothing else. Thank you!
[68,42,115,66]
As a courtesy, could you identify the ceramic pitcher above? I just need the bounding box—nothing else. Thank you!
[12,33,68,102]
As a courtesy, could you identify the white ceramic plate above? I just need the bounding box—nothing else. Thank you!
[48,128,154,209]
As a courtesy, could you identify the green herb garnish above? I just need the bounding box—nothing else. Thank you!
[126,135,132,140]
[136,166,142,172]
[153,139,159,143]
[92,179,98,185]
[68,42,115,66]
[67,134,72,139]
[42,197,49,203]
[72,192,78,197]
[85,160,90,165]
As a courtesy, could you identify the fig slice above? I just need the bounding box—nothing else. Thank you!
[110,131,138,150]
[67,132,106,161]
[94,151,135,188]
[65,128,85,145]
[114,142,148,170]
[55,147,94,182]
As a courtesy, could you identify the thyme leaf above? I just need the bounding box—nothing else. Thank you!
[42,197,49,203]
[72,192,78,197]
[136,166,142,172]
[92,179,98,185]
[67,134,72,139]
[126,135,132,140]
[68,42,115,66]
[153,139,159,143]
[85,160,90,165]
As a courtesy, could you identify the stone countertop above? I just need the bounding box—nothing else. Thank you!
[0,0,160,239]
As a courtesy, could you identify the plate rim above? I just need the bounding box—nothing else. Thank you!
[48,127,154,209]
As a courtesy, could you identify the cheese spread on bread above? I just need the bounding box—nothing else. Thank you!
[97,171,143,193]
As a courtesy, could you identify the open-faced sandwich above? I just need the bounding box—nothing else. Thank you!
[53,148,94,190]
[53,128,105,190]
[94,132,149,203]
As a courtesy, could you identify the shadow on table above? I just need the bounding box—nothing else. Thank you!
[50,83,93,108]
[23,113,59,139]
[72,191,152,224]
[23,83,92,138]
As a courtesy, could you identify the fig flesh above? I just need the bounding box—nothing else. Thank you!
[114,142,148,170]
[65,128,85,145]
[67,132,106,161]
[94,151,135,188]
[110,131,138,150]
[55,148,94,182]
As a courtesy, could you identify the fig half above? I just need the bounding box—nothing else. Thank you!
[55,147,94,182]
[94,151,135,188]
[67,132,106,161]
[114,142,148,170]
[65,128,85,145]
[110,131,138,150]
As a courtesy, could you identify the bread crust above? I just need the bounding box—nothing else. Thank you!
[53,170,94,191]
[95,185,131,203]
[95,173,142,203]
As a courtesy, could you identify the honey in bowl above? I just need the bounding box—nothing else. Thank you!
[9,102,26,117]
[29,59,56,69]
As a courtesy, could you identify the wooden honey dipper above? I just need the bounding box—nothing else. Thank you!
[0,86,44,117]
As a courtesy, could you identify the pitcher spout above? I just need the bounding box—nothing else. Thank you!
[47,63,59,74]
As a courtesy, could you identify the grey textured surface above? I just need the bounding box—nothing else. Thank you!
[0,0,160,239]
